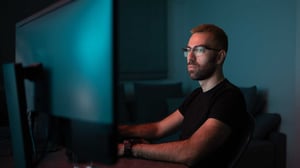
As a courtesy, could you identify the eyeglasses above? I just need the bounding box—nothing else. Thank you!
[182,45,221,57]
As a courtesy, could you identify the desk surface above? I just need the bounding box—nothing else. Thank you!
[0,126,187,168]
[37,149,188,168]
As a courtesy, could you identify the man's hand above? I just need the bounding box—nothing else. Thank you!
[118,139,150,157]
[118,143,125,156]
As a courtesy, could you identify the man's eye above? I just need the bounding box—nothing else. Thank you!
[195,47,205,53]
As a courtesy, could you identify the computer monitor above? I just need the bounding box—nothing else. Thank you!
[13,0,117,166]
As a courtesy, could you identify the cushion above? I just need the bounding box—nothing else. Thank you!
[239,86,257,115]
[253,113,281,139]
[252,91,267,115]
[133,82,183,124]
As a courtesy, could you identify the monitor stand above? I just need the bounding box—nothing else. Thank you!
[2,63,43,168]
[2,63,33,168]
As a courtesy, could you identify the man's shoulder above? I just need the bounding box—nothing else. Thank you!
[213,79,245,101]
[222,79,239,89]
[220,79,243,93]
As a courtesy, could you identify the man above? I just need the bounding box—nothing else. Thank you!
[118,24,248,168]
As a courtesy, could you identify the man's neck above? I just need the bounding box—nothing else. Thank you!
[198,75,225,92]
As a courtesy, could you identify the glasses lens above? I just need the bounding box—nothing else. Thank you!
[183,46,207,57]
[194,46,205,56]
[183,48,190,57]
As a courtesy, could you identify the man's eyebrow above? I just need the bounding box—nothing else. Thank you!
[186,45,206,48]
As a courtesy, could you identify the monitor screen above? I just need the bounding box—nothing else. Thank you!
[15,0,117,165]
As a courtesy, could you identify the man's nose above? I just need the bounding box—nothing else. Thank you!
[187,51,196,62]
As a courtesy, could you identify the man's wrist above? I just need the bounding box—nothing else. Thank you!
[123,139,134,157]
[123,138,148,157]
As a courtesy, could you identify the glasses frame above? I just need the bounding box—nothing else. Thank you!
[182,45,221,57]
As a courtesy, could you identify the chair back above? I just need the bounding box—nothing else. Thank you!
[228,111,255,168]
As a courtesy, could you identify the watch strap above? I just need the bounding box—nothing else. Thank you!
[124,139,134,157]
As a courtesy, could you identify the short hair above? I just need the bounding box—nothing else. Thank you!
[191,24,228,52]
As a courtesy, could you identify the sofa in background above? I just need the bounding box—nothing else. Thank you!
[236,86,286,168]
[118,82,286,168]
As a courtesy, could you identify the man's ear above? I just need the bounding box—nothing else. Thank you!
[217,50,226,64]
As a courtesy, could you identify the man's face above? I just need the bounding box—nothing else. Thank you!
[185,32,220,81]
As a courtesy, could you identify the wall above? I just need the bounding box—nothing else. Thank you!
[0,0,14,64]
[118,0,167,80]
[167,0,298,167]
[294,0,300,167]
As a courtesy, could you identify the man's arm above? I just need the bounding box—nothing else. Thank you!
[119,117,231,167]
[118,110,184,140]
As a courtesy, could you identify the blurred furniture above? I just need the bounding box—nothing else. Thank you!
[0,139,187,168]
[36,148,187,168]
[118,83,286,168]
[236,86,286,168]
[228,110,255,168]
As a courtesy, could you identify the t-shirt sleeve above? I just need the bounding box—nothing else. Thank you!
[208,89,246,129]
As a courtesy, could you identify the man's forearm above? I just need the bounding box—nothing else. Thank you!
[122,118,232,166]
[131,140,195,166]
[118,122,162,140]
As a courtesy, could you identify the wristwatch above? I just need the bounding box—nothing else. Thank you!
[123,139,135,157]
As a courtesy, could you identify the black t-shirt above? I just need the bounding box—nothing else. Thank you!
[178,79,248,168]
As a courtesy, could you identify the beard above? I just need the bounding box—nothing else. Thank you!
[187,58,218,81]
[188,64,217,80]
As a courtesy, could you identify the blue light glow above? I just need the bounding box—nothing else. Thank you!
[16,0,114,123]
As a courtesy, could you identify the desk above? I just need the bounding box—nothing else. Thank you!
[37,149,188,168]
